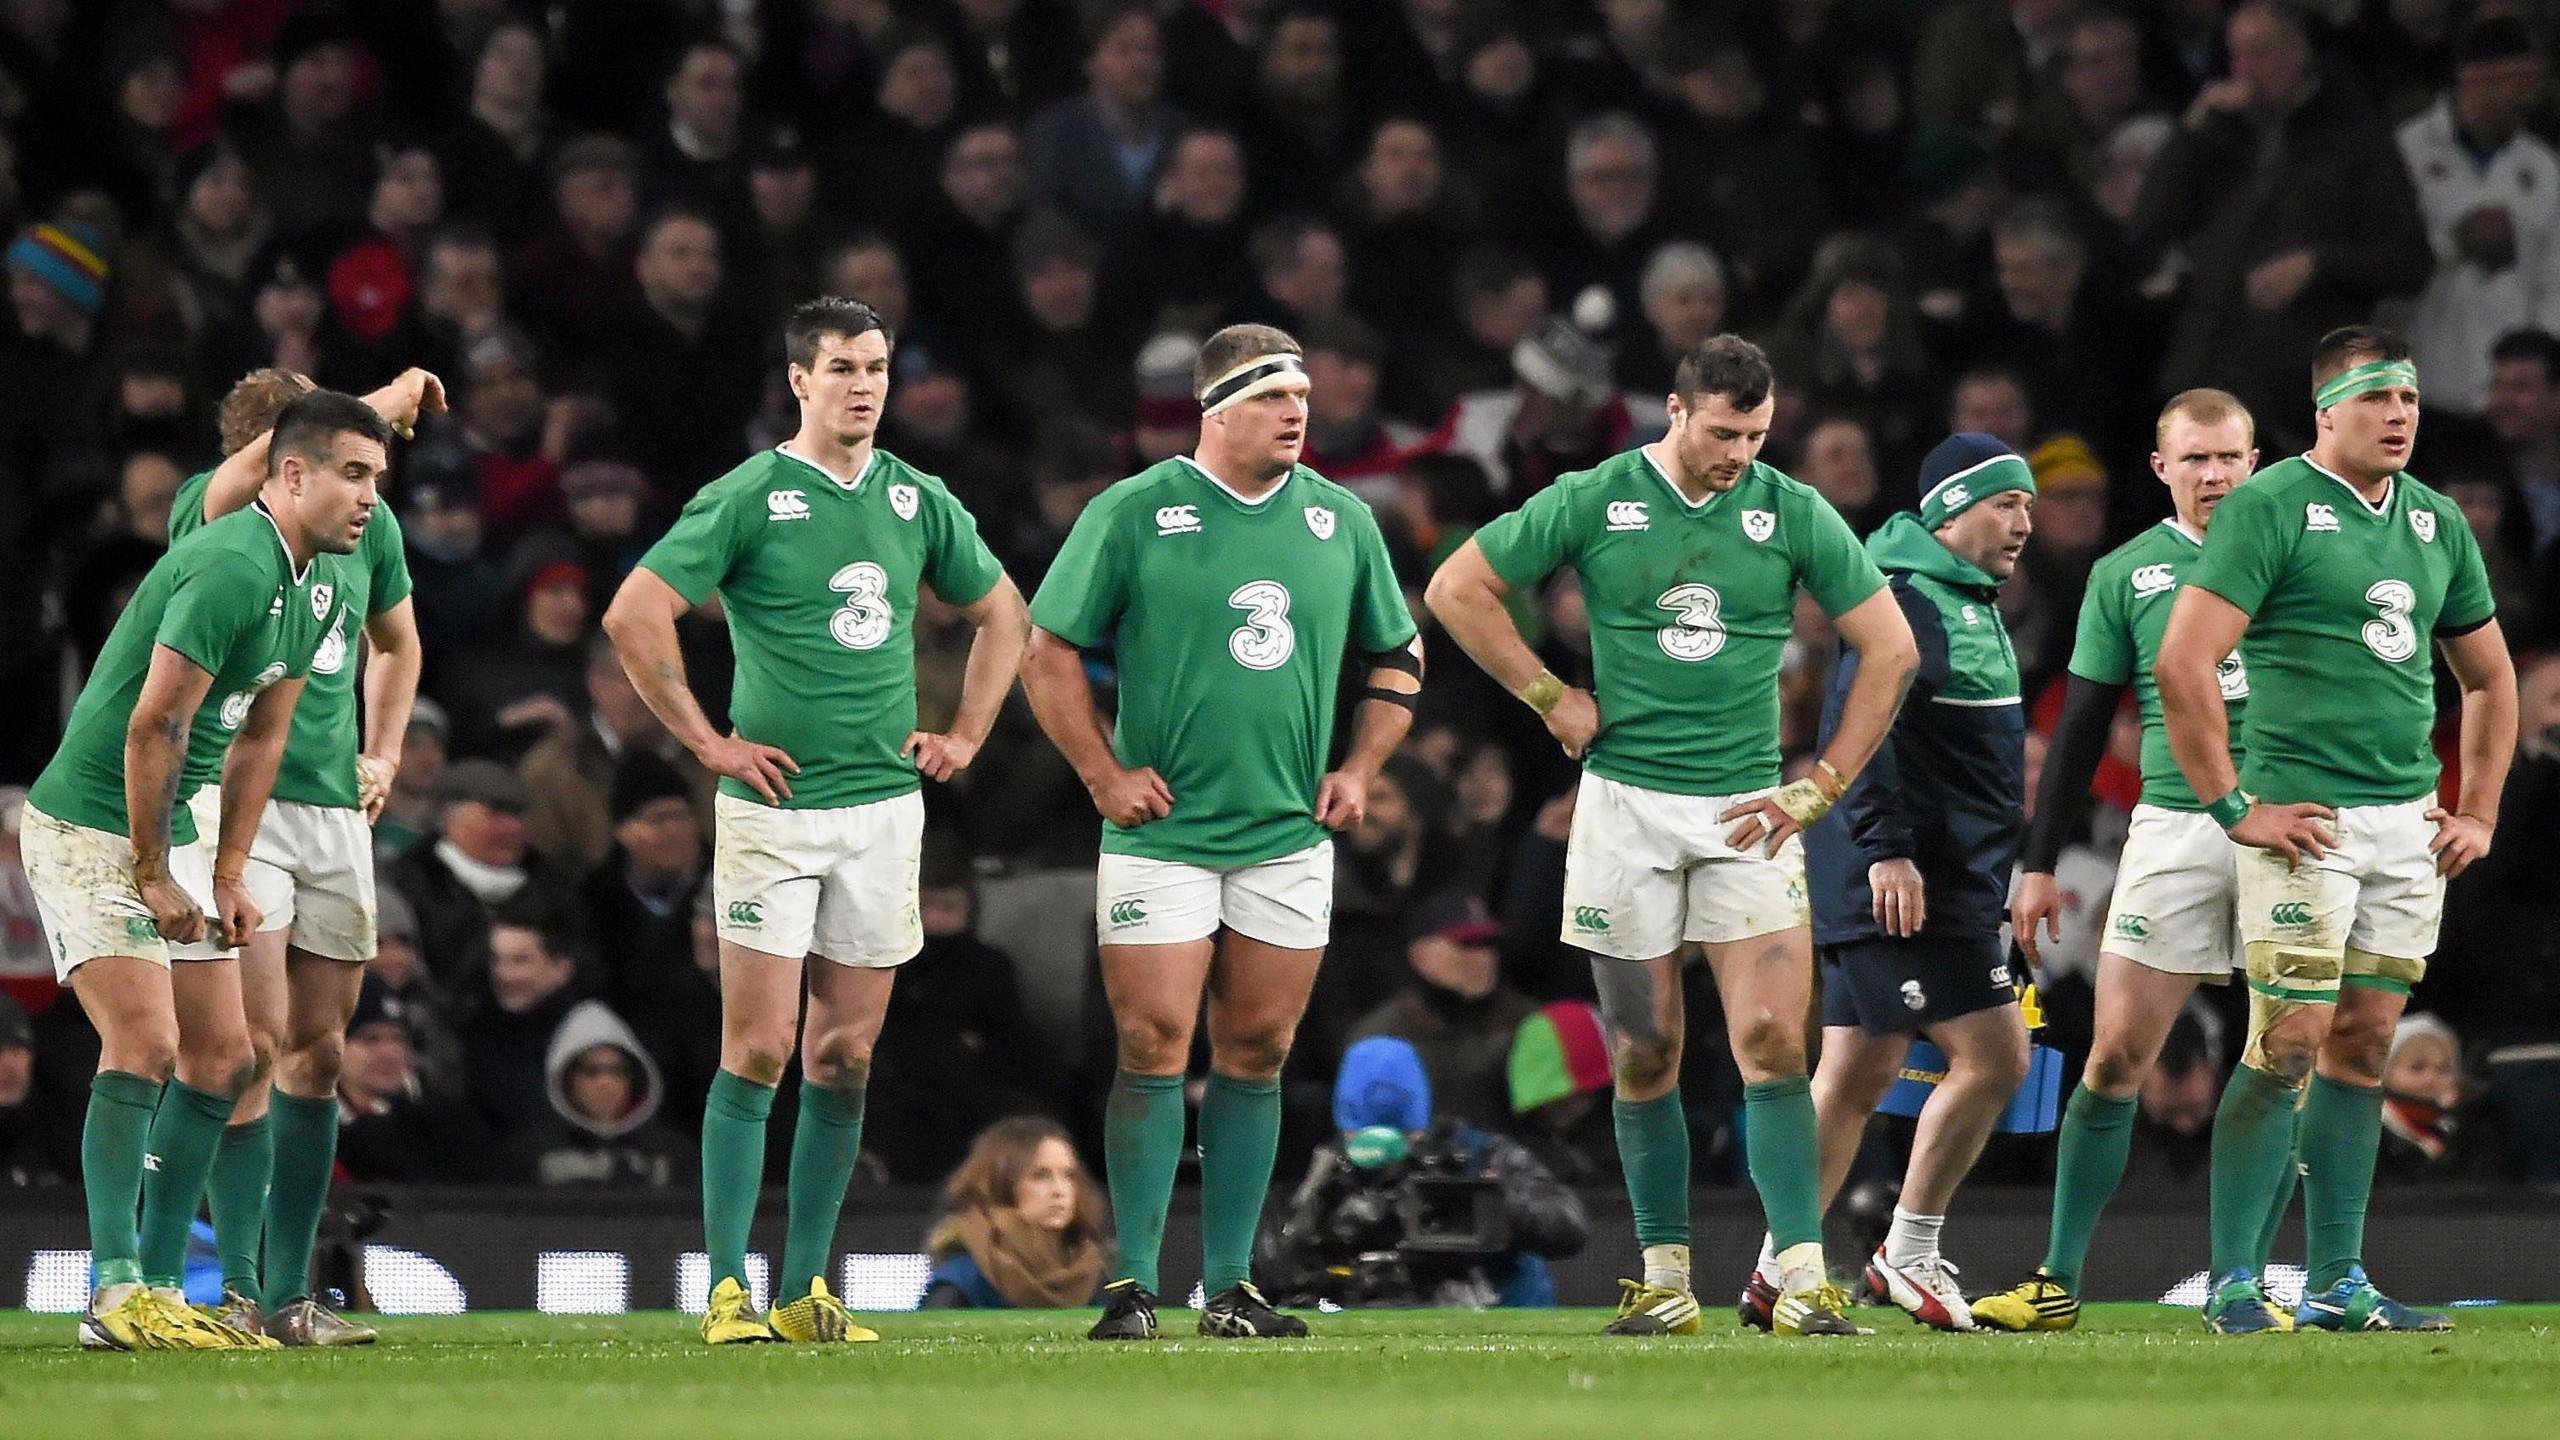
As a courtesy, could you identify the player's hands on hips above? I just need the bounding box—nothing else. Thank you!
[356,753,399,822]
[2424,807,2492,877]
[139,874,207,946]
[903,731,979,783]
[2008,870,2060,967]
[1088,765,1173,827]
[211,873,262,948]
[1543,686,1600,759]
[1315,768,1371,830]
[696,731,800,803]
[2229,800,2336,868]
[1870,858,1926,939]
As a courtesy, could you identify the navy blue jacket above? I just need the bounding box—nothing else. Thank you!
[1807,515,2026,946]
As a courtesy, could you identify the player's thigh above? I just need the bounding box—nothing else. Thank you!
[2102,805,2242,981]
[273,802,378,963]
[1100,938,1217,1069]
[17,804,172,981]
[1702,925,1814,1074]
[169,955,253,1086]
[1096,852,1221,948]
[711,791,827,962]
[68,953,179,1076]
[1206,929,1326,1045]
[1812,1019,1911,1102]
[237,932,290,1047]
[2085,950,2202,1090]
[1559,773,1686,961]
[716,940,809,1080]
[801,959,898,1076]
[810,791,926,968]
[2339,799,2443,984]
[281,944,365,1047]
[2232,837,2356,1067]
[1922,996,2029,1083]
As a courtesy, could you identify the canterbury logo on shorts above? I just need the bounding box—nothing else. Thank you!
[1570,905,1611,931]
[1108,899,1147,926]
[726,900,765,926]
[2270,902,2313,926]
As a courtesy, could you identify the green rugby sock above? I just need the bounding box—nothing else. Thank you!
[1614,1092,1692,1249]
[206,1113,273,1304]
[2040,1086,2138,1293]
[2207,1063,2299,1280]
[781,1080,866,1299]
[263,1090,339,1306]
[1743,1077,1823,1250]
[1197,1074,1282,1295]
[2301,1073,2384,1291]
[2255,1105,2302,1274]
[1104,1071,1186,1294]
[701,1070,775,1297]
[139,1080,240,1288]
[82,1071,163,1291]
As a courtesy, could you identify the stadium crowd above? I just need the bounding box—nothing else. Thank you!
[3,0,2559,1203]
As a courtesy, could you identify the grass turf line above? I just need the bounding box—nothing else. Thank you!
[3,1305,2555,1440]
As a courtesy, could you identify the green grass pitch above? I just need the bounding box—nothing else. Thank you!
[4,1306,2556,1439]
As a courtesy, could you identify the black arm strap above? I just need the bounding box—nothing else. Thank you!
[2021,673,2129,873]
[1360,639,1423,678]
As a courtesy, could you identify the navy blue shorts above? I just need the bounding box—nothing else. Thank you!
[1819,934,2018,1035]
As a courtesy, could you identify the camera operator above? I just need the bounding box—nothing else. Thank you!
[1258,1036,1588,1308]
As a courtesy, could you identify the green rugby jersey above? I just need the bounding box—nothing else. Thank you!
[2185,455,2493,808]
[170,469,413,809]
[1473,450,1884,796]
[2067,519,2249,811]
[1030,457,1417,868]
[637,446,1003,811]
[31,504,341,844]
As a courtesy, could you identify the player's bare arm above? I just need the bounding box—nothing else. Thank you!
[1020,625,1172,827]
[208,676,306,945]
[124,643,219,944]
[603,567,799,802]
[1424,537,1598,758]
[356,596,423,821]
[2429,620,2517,877]
[201,369,446,523]
[2155,584,2334,864]
[1723,587,1917,857]
[1317,637,1423,830]
[903,574,1029,783]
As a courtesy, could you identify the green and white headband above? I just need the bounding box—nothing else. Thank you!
[2315,359,2419,410]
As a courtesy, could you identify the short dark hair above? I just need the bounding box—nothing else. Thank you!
[1673,335,1774,409]
[2492,328,2560,384]
[2312,325,2412,391]
[268,390,393,478]
[785,296,890,369]
[1194,323,1302,396]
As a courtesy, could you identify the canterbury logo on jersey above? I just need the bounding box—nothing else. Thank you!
[1156,504,1202,536]
[2270,902,2314,926]
[2131,563,2177,598]
[2305,503,2339,533]
[1107,899,1147,926]
[1605,501,1649,532]
[1569,905,1611,931]
[767,490,811,521]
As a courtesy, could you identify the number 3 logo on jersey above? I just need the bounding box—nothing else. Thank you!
[1655,583,1726,662]
[828,562,893,650]
[2362,579,2418,662]
[1227,580,1295,670]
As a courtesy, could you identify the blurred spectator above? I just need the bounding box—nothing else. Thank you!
[156,138,270,340]
[920,1117,1110,1309]
[523,635,701,874]
[509,134,644,363]
[1912,0,2079,137]
[1260,1035,1586,1308]
[513,1000,690,1187]
[1242,7,1358,215]
[3,221,111,484]
[1615,241,1726,405]
[238,21,372,234]
[909,122,1032,344]
[437,559,593,760]
[2378,1013,2476,1182]
[439,17,554,242]
[2133,2,2430,446]
[115,450,184,548]
[1539,111,1668,345]
[994,212,1126,430]
[645,39,750,231]
[735,125,826,328]
[0,989,51,1184]
[534,441,655,614]
[1641,23,1825,308]
[387,759,585,991]
[879,341,1017,518]
[823,231,914,341]
[402,440,512,660]
[603,206,764,490]
[1394,247,1545,426]
[2023,434,2109,614]
[1347,893,1536,1130]
[1438,13,1561,220]
[2397,17,2560,416]
[458,917,586,1136]
[2021,10,2166,190]
[1443,311,1632,496]
[865,865,1048,1183]
[376,700,453,861]
[1505,999,1616,1184]
[2487,329,2560,572]
[1299,316,1420,495]
[1967,199,2156,458]
[1341,115,1470,336]
[1797,414,1887,536]
[1025,4,1182,254]
[1127,332,1201,469]
[455,325,561,531]
[1949,365,2038,455]
[1768,235,1933,480]
[840,27,965,232]
[578,751,716,1126]
[335,976,496,1184]
[2123,999,2223,1185]
[365,885,465,1092]
[319,133,446,358]
[1244,212,1349,334]
[1,788,51,1014]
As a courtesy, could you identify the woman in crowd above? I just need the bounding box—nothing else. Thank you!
[920,1117,1111,1309]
